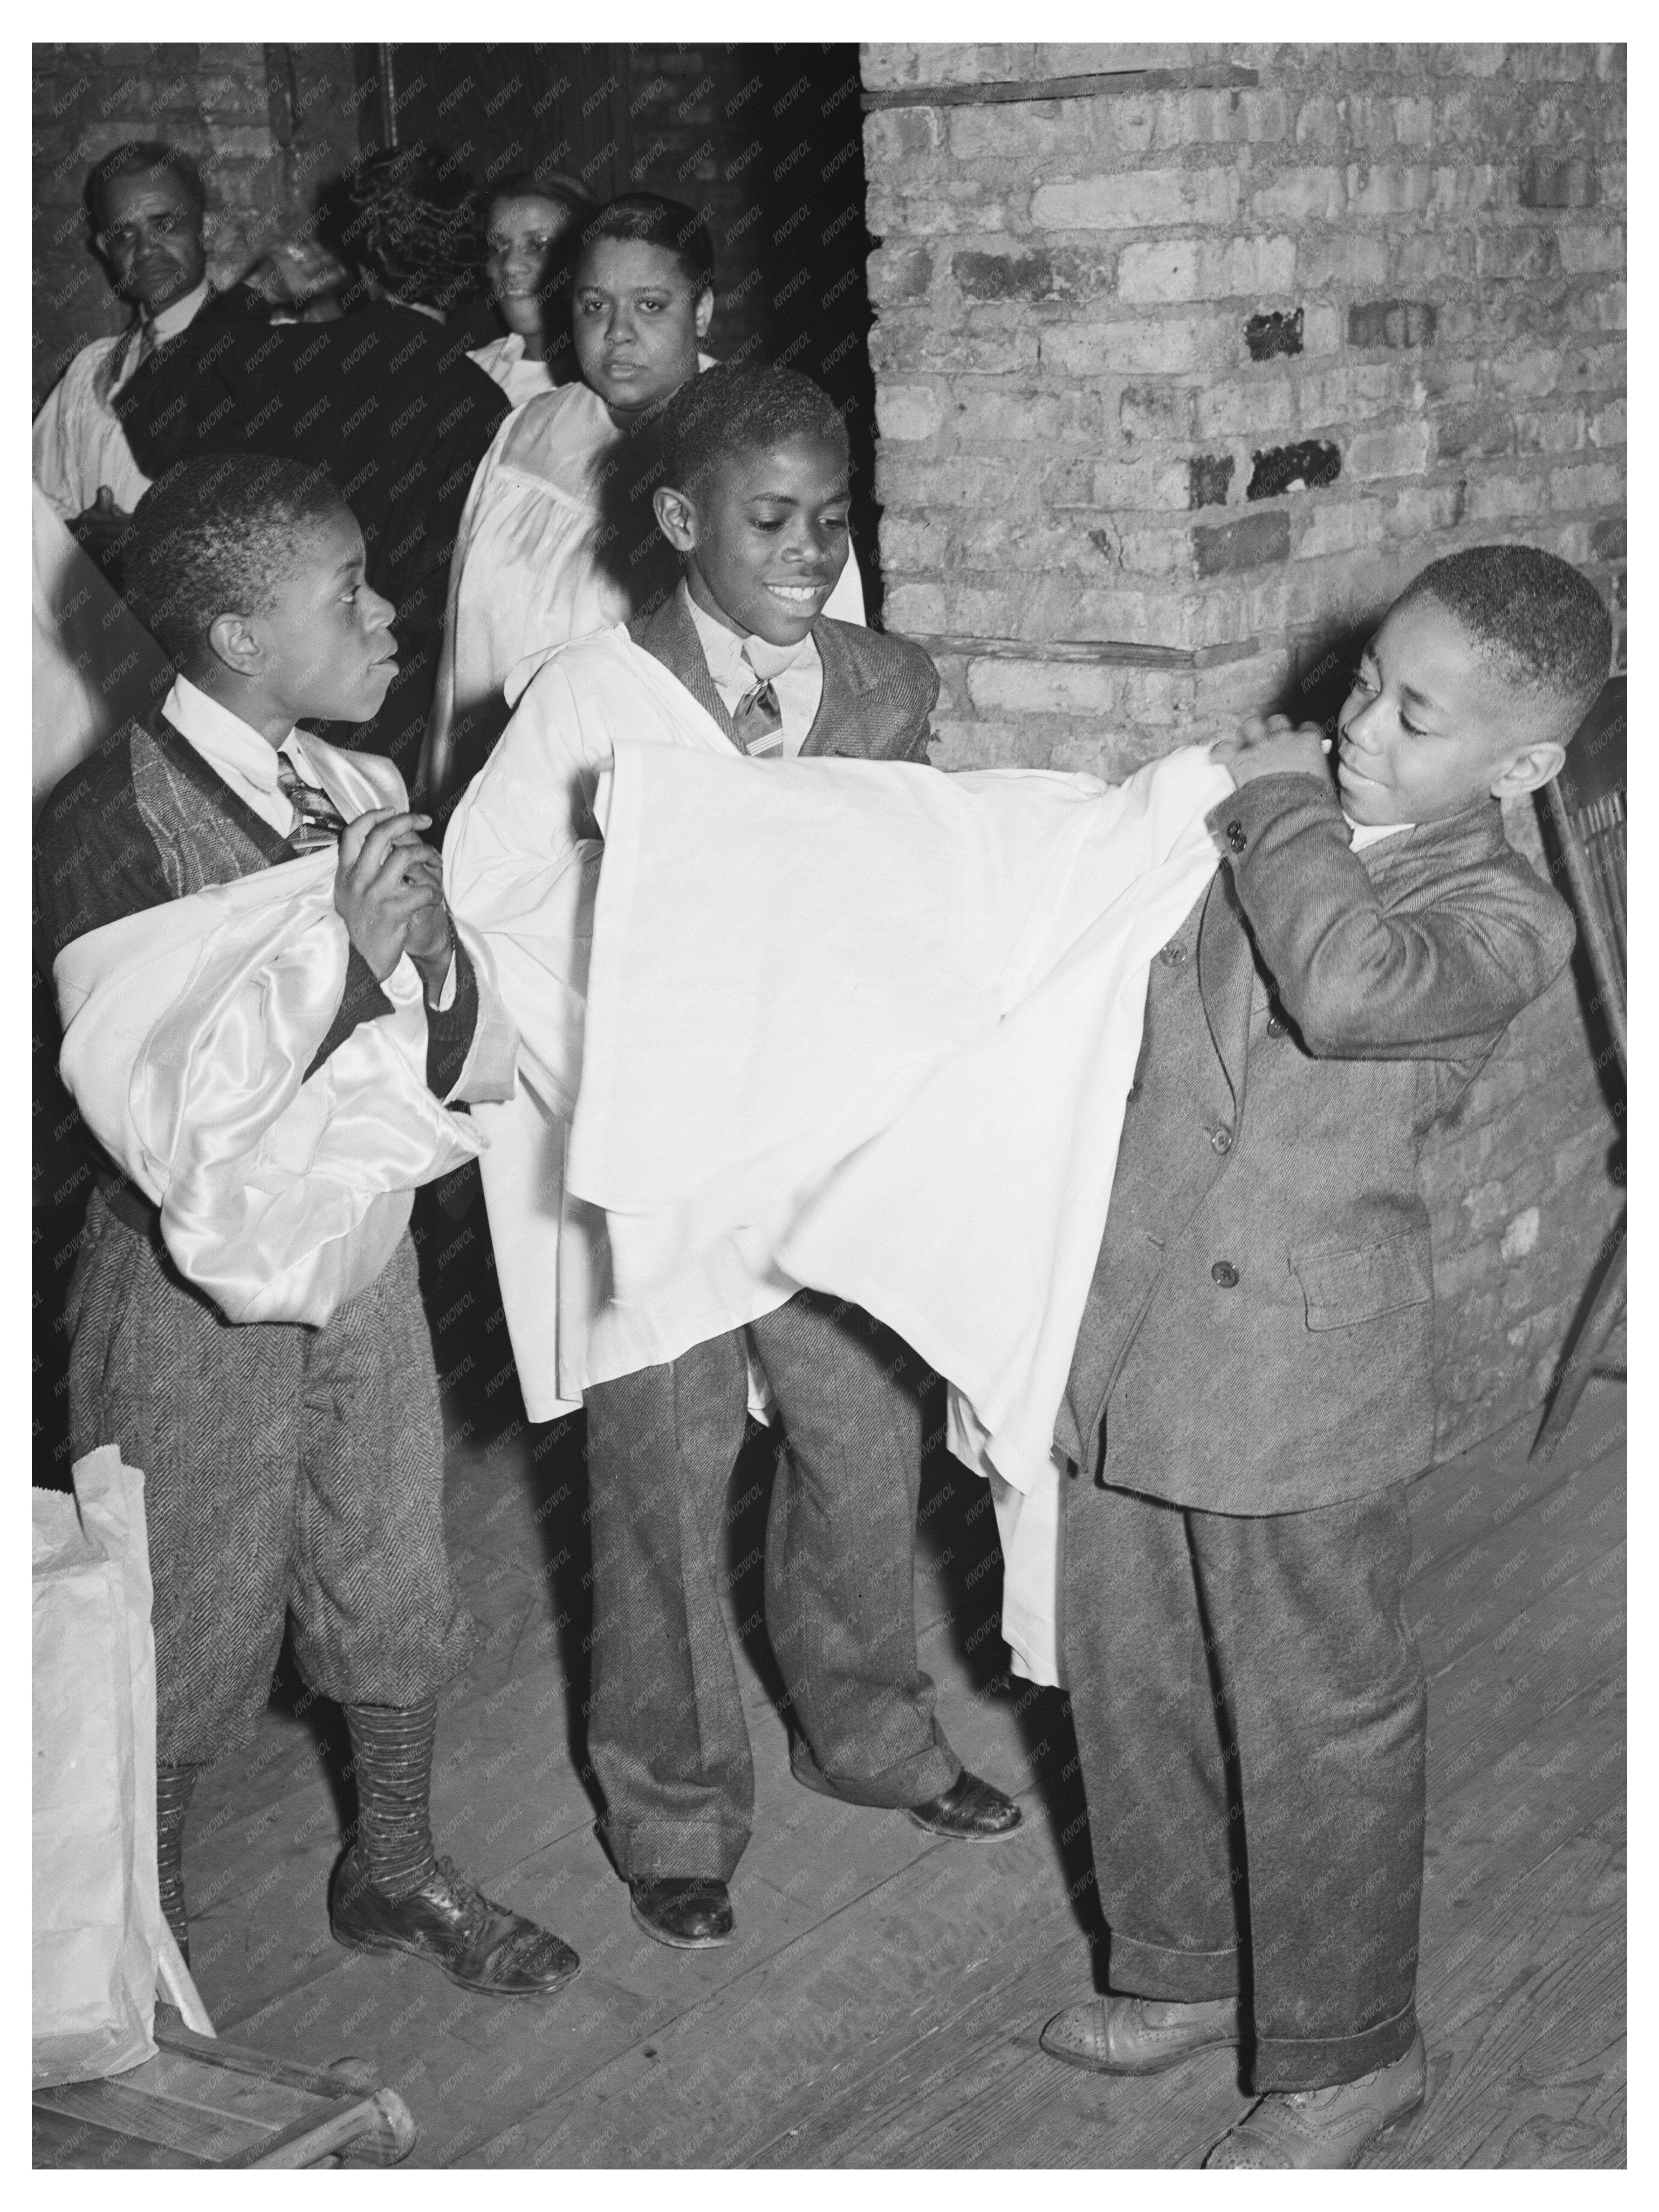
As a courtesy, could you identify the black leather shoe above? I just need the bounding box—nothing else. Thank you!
[330,1846,580,1996]
[629,1876,734,1949]
[905,1769,1023,1840]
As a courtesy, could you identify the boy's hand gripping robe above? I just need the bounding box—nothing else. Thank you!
[54,736,516,1327]
[446,630,1231,1465]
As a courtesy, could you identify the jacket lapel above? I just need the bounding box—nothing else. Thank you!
[1193,802,1509,1111]
[631,593,737,745]
[802,618,864,757]
[1195,866,1253,1112]
[145,707,295,869]
[1357,806,1505,892]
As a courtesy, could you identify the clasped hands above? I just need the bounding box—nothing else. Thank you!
[333,808,454,1003]
[1211,712,1333,789]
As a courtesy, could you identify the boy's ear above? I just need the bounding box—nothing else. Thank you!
[653,484,698,554]
[1490,739,1567,800]
[692,287,714,343]
[205,610,265,679]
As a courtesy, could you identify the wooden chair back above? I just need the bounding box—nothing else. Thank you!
[1544,675,1626,1075]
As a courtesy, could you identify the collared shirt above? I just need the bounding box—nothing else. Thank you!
[32,278,212,518]
[160,673,457,1005]
[682,584,824,759]
[1348,819,1415,849]
[161,672,305,835]
[110,275,213,395]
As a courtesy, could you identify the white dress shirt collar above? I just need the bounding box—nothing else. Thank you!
[681,584,824,757]
[682,585,812,684]
[107,277,212,399]
[144,275,211,346]
[161,674,302,835]
[1347,819,1415,848]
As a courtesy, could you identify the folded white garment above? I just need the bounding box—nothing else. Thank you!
[442,626,767,1418]
[567,739,1232,1679]
[56,741,517,1328]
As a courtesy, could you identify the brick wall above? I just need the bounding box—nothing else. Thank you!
[33,41,360,411]
[860,40,1626,1450]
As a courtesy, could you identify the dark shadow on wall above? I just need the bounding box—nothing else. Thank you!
[382,43,883,624]
[741,49,884,628]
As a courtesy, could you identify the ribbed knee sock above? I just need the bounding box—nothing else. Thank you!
[344,1700,440,1900]
[155,1763,201,1961]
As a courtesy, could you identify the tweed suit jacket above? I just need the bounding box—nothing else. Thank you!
[1056,769,1575,1514]
[628,590,939,764]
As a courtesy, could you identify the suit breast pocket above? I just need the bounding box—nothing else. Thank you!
[1290,1232,1433,1331]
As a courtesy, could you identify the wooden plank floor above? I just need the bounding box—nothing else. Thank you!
[169,1258,1625,2170]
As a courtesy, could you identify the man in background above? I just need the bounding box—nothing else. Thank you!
[33,140,213,569]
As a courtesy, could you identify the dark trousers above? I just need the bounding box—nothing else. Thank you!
[583,1290,960,1882]
[1062,1477,1425,2091]
[66,1192,476,1766]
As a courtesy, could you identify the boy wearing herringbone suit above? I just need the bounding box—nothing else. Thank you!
[1038,544,1609,2168]
[447,364,1024,1955]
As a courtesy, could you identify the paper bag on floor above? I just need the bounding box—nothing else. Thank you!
[32,1446,163,2087]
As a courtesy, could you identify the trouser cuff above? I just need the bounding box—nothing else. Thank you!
[1252,1993,1418,2092]
[789,1727,959,1811]
[599,1813,751,1885]
[1108,1929,1240,2003]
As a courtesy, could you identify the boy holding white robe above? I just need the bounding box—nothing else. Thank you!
[36,454,579,2000]
[446,364,1021,1951]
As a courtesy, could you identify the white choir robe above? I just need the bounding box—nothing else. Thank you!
[424,362,866,797]
[443,624,779,1423]
[32,488,173,815]
[448,652,1231,1685]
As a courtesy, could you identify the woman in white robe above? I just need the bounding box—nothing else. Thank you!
[466,172,594,408]
[422,190,864,806]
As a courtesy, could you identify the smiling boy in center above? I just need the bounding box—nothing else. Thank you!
[646,372,857,754]
[446,362,1022,1951]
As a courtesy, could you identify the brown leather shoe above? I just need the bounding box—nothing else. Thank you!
[1203,2031,1427,2168]
[905,1770,1023,1840]
[1041,1993,1242,2076]
[330,1846,580,1996]
[629,1876,734,1949]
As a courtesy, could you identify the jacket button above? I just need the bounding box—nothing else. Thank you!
[1266,1014,1287,1039]
[1211,1260,1240,1288]
[1225,819,1247,853]
[1209,1126,1234,1155]
[1159,942,1188,966]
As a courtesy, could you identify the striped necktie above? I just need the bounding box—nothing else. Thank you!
[731,674,784,756]
[277,756,346,850]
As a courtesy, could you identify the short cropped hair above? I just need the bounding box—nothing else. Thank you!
[84,141,206,236]
[330,144,485,313]
[577,192,715,296]
[661,364,849,503]
[1396,543,1613,735]
[125,454,345,667]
